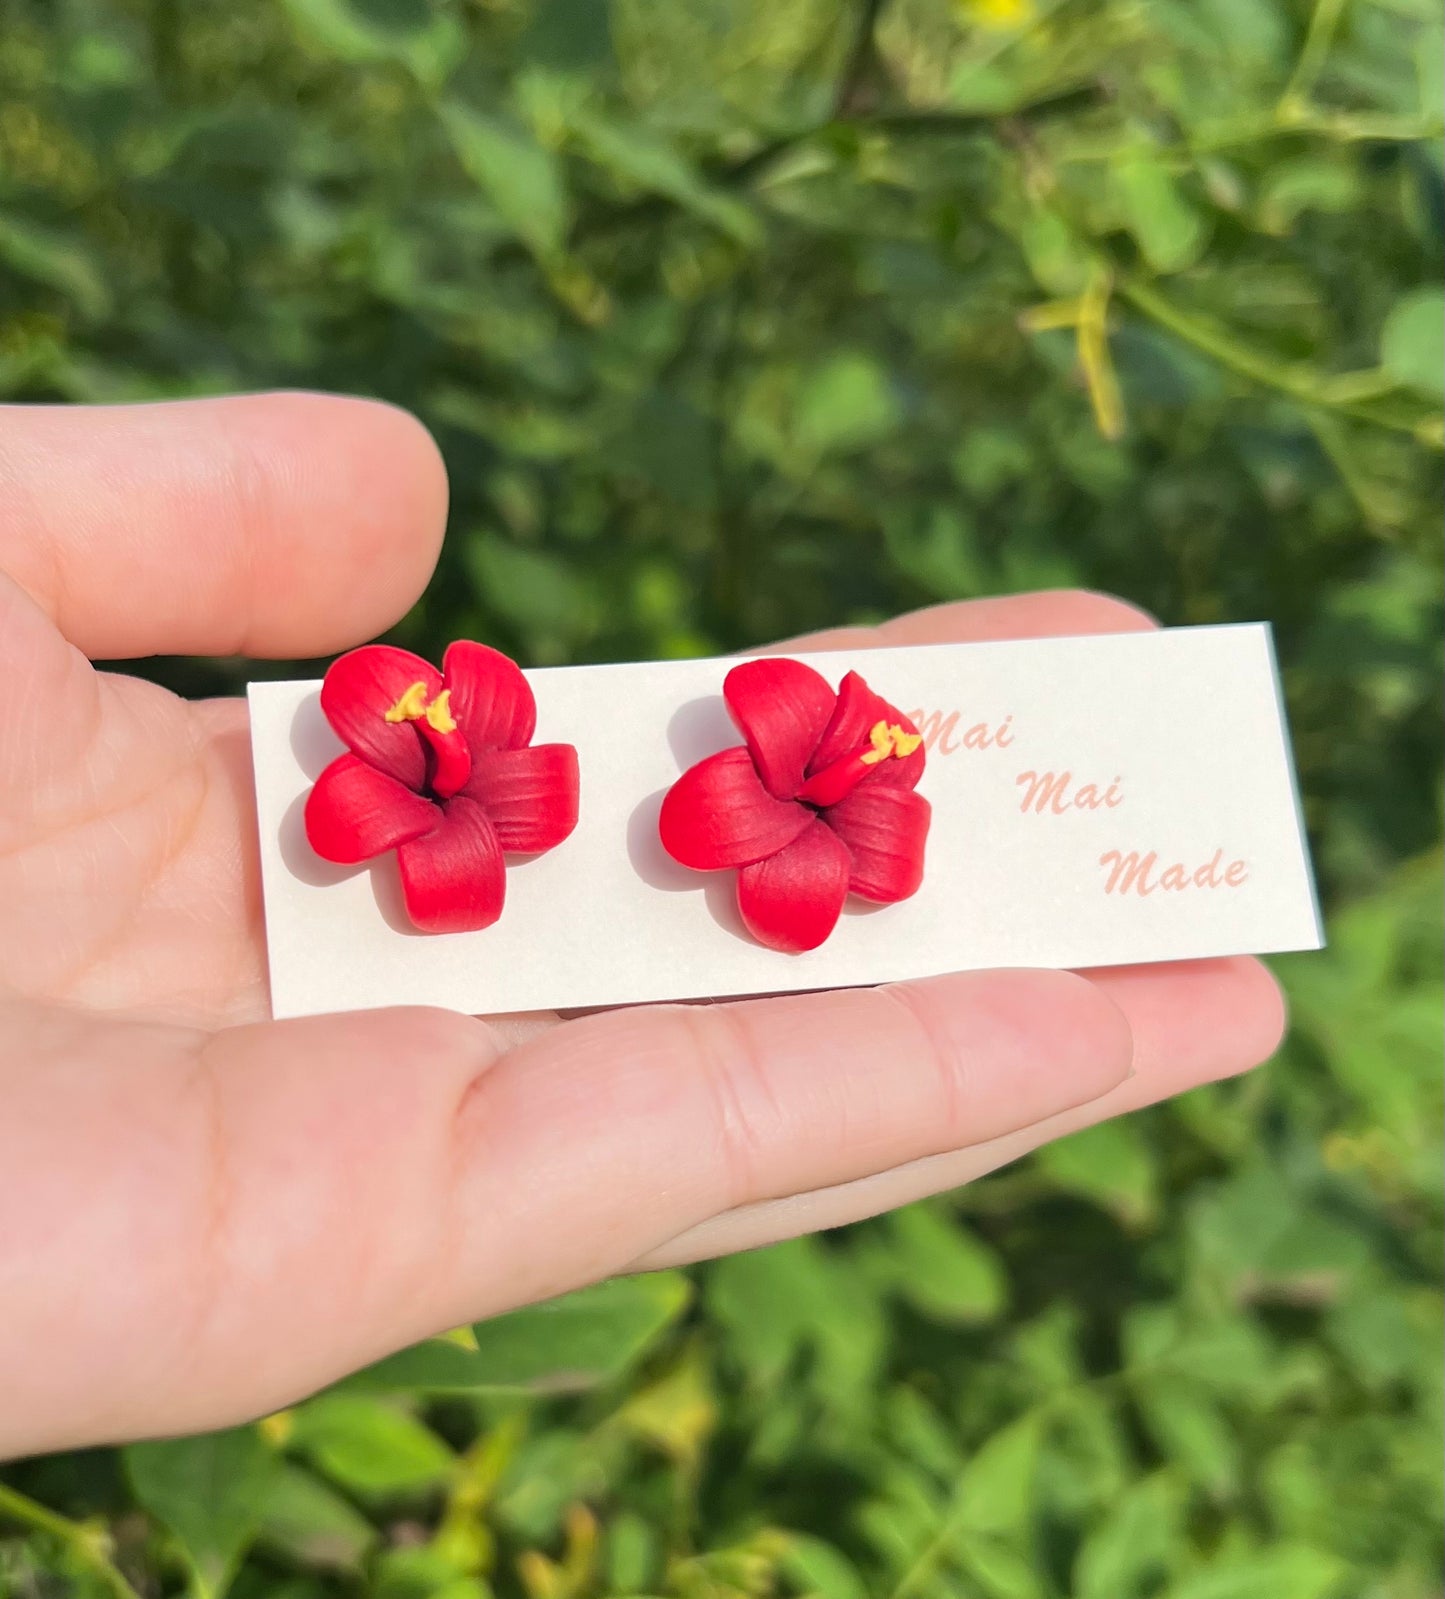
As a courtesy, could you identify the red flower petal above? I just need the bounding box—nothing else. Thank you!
[462,744,580,854]
[723,658,836,800]
[659,748,813,870]
[304,753,440,864]
[736,819,852,952]
[443,640,537,755]
[807,670,924,791]
[825,787,932,902]
[319,645,440,791]
[395,796,506,933]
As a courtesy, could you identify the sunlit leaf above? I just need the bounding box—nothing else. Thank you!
[794,351,902,456]
[956,1412,1044,1536]
[441,103,571,259]
[1381,288,1445,398]
[472,1274,690,1389]
[289,1398,455,1494]
[569,110,761,245]
[884,1204,1009,1325]
[780,1534,869,1599]
[1035,1117,1158,1225]
[125,1426,279,1597]
[1114,157,1210,274]
[1160,1544,1345,1599]
[1074,1471,1186,1599]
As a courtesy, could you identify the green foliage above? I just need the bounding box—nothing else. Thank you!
[124,1427,282,1595]
[338,1274,693,1397]
[0,0,1440,1597]
[1381,287,1445,397]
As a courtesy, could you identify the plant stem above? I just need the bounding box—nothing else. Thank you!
[1281,0,1352,107]
[1078,267,1126,440]
[1119,276,1436,440]
[832,0,885,117]
[0,1482,144,1599]
[1057,106,1443,165]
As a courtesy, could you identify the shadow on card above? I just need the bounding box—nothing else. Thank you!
[626,785,777,947]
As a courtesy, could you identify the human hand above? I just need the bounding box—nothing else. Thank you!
[0,394,1285,1458]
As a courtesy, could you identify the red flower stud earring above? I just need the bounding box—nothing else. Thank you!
[658,659,931,951]
[305,642,579,933]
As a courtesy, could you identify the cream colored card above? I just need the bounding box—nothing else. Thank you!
[248,623,1323,1020]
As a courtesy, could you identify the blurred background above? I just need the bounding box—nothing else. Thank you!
[0,0,1441,1595]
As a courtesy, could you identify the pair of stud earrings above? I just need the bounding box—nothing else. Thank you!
[304,641,930,953]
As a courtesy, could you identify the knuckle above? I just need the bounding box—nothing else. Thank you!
[876,982,970,1139]
[678,1004,781,1210]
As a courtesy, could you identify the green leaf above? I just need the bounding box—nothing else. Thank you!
[255,1464,377,1573]
[780,1534,869,1599]
[1380,288,1445,398]
[956,1412,1044,1537]
[1123,1305,1275,1394]
[793,352,902,456]
[1417,20,1444,117]
[1132,1378,1239,1495]
[1114,157,1210,274]
[282,0,400,56]
[1326,1281,1440,1389]
[885,1388,966,1480]
[958,1532,1047,1599]
[881,504,985,598]
[466,1274,690,1390]
[1017,207,1092,295]
[1034,1118,1158,1224]
[441,104,570,259]
[335,1335,521,1394]
[950,427,1034,497]
[614,1348,717,1466]
[708,1237,830,1383]
[1257,159,1362,233]
[374,1544,491,1599]
[124,1426,279,1597]
[289,1397,455,1494]
[463,533,597,646]
[519,0,616,72]
[709,1236,888,1409]
[493,1428,610,1540]
[1074,1472,1186,1599]
[1161,1544,1345,1599]
[609,0,844,129]
[569,110,761,245]
[280,0,464,82]
[0,212,111,319]
[884,1204,1009,1325]
[605,1510,661,1592]
[614,389,716,510]
[430,388,594,460]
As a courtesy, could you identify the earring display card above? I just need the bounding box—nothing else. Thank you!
[249,623,1323,1021]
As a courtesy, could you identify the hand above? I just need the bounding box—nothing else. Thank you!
[0,394,1284,1458]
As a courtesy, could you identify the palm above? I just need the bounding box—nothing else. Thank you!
[0,394,1285,1460]
[1,659,263,1023]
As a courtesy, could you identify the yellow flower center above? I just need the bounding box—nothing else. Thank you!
[423,689,457,733]
[384,681,456,732]
[859,719,923,766]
